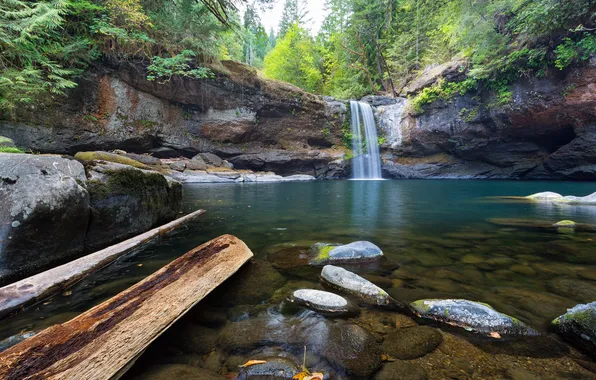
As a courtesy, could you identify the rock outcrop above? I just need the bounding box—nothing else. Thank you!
[552,302,596,357]
[0,154,89,285]
[0,153,182,285]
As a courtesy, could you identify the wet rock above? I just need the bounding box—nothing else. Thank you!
[237,357,300,380]
[209,260,286,306]
[510,264,537,276]
[547,277,596,304]
[325,323,382,379]
[169,324,219,355]
[310,241,383,265]
[187,155,207,170]
[133,364,226,380]
[84,162,182,251]
[382,326,443,360]
[375,361,428,380]
[555,192,596,205]
[169,161,186,172]
[553,302,596,357]
[321,265,392,306]
[491,287,576,323]
[554,220,576,228]
[202,350,225,373]
[0,331,36,352]
[288,289,356,317]
[361,95,398,107]
[411,299,537,335]
[526,192,563,201]
[0,154,89,285]
[217,317,285,351]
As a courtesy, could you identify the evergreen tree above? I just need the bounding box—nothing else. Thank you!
[278,0,310,37]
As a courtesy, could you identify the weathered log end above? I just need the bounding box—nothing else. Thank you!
[0,234,253,380]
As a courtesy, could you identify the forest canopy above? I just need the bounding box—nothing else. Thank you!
[1,0,595,113]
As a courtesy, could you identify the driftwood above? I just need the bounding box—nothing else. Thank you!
[0,234,253,380]
[0,209,205,320]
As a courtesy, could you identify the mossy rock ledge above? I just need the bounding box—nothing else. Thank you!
[411,299,538,336]
[84,161,182,251]
[552,302,596,357]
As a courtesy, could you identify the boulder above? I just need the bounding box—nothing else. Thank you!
[74,151,149,169]
[411,299,537,336]
[324,323,382,379]
[0,154,89,285]
[375,361,428,380]
[0,136,16,148]
[121,153,161,166]
[360,95,398,107]
[288,289,356,317]
[382,326,443,359]
[404,57,468,95]
[169,161,186,172]
[187,155,207,170]
[526,192,563,201]
[237,357,300,380]
[320,265,392,306]
[552,302,596,357]
[84,162,182,251]
[200,153,224,167]
[133,364,225,380]
[310,241,383,265]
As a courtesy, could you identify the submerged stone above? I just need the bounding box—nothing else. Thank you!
[382,326,443,360]
[411,299,537,336]
[552,302,596,357]
[310,241,383,265]
[237,357,300,379]
[526,192,563,201]
[325,323,382,379]
[375,361,428,380]
[321,265,392,306]
[288,289,356,317]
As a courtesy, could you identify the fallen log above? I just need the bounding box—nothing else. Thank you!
[0,209,205,320]
[0,234,253,380]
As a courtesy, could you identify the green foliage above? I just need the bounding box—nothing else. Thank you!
[264,24,323,93]
[147,50,214,83]
[410,78,477,114]
[555,33,596,70]
[0,146,25,153]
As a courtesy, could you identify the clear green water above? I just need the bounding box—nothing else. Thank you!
[1,180,596,378]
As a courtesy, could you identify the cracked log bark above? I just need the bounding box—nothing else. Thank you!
[0,234,253,380]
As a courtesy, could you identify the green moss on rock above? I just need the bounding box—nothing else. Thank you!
[75,151,149,169]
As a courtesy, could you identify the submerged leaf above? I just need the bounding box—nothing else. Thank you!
[240,360,267,367]
[381,353,396,362]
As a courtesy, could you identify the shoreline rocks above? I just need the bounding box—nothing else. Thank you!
[288,289,357,317]
[411,299,538,336]
[321,265,392,307]
[552,302,596,357]
[526,191,596,205]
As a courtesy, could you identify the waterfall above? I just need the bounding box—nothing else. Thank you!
[350,101,383,180]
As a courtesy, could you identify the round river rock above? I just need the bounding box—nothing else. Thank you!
[289,289,356,317]
[382,326,443,360]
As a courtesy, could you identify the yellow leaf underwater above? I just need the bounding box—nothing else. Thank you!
[240,360,267,367]
[381,354,396,362]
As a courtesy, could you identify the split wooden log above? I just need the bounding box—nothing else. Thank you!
[0,209,205,320]
[0,234,253,380]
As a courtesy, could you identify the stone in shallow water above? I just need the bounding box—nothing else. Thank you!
[325,323,382,379]
[375,361,428,380]
[411,299,537,336]
[289,289,356,317]
[552,302,596,357]
[526,192,563,201]
[382,326,443,360]
[237,357,300,379]
[321,265,392,306]
[547,277,596,304]
[310,241,383,265]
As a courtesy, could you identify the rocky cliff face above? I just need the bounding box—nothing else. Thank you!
[2,58,595,180]
[379,58,596,180]
[0,61,348,179]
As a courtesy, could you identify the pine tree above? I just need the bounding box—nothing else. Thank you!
[278,0,310,37]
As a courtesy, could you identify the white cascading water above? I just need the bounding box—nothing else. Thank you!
[350,101,383,180]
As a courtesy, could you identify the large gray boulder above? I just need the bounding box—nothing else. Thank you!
[411,299,538,336]
[0,154,89,285]
[552,302,596,356]
[84,162,182,251]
